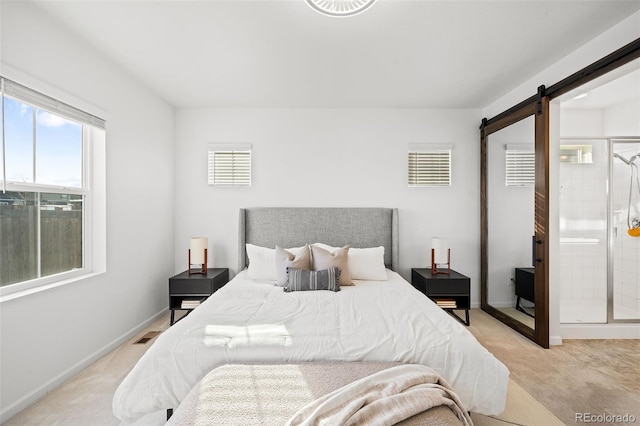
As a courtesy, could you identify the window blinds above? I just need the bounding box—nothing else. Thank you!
[1,77,105,129]
[408,145,452,187]
[207,146,251,186]
[505,144,534,187]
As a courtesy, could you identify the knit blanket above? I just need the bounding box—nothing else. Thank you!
[286,364,472,426]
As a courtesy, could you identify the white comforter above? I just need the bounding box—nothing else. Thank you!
[113,270,509,423]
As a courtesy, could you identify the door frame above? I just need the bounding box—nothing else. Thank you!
[481,98,549,348]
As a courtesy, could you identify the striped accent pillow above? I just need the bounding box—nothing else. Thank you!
[284,267,341,292]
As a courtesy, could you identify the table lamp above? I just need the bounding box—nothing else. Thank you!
[431,237,450,275]
[189,237,208,275]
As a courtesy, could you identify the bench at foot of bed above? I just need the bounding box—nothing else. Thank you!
[166,362,471,425]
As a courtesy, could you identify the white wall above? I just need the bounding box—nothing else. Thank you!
[174,108,481,290]
[605,98,640,136]
[0,2,175,420]
[561,109,604,137]
[483,10,640,344]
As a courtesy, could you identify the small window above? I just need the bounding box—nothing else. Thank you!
[408,144,452,187]
[505,144,534,187]
[208,144,251,187]
[560,144,593,163]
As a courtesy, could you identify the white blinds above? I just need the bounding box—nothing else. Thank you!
[1,77,105,129]
[408,145,452,187]
[505,145,534,187]
[207,146,251,186]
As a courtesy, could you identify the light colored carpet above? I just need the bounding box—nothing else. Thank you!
[471,379,563,426]
[3,310,566,425]
[469,309,640,426]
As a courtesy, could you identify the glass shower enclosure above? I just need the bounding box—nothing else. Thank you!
[611,139,640,321]
[559,138,640,323]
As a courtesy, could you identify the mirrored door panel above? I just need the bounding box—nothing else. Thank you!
[487,116,536,330]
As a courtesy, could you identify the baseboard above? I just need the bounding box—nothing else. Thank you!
[549,335,563,346]
[0,308,167,423]
[559,323,640,339]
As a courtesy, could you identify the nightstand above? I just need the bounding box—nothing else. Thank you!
[169,268,229,325]
[411,268,470,326]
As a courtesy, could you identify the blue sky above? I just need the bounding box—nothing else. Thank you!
[2,97,82,188]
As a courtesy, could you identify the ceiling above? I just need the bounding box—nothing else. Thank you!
[29,0,640,109]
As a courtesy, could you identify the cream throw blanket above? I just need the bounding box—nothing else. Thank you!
[286,364,473,426]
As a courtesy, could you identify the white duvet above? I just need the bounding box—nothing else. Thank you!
[113,270,509,423]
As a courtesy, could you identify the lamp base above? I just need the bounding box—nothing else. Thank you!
[430,248,451,275]
[188,249,208,275]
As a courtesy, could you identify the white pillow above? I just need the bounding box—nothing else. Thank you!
[246,244,306,281]
[312,243,387,281]
[246,244,276,280]
[348,246,387,280]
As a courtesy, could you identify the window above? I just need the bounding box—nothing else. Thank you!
[408,144,452,187]
[208,144,251,187]
[0,77,105,294]
[505,144,534,186]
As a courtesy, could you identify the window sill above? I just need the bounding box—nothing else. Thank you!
[0,270,105,303]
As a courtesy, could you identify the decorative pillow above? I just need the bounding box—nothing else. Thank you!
[246,244,305,281]
[275,245,311,286]
[312,243,338,252]
[284,267,341,292]
[311,244,352,286]
[246,244,276,280]
[348,246,388,280]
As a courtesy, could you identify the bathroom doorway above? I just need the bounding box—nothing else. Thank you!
[557,60,640,325]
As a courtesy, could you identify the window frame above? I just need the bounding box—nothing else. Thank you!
[207,143,252,187]
[407,144,453,187]
[0,76,105,300]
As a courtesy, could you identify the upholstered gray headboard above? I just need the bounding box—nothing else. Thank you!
[238,208,399,272]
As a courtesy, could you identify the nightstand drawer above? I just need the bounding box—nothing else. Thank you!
[428,280,468,294]
[169,279,214,294]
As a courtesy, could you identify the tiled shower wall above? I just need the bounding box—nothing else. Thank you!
[559,140,608,323]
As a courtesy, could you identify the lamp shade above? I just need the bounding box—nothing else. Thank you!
[190,237,208,264]
[431,238,449,264]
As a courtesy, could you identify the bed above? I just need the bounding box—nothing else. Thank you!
[113,207,509,424]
